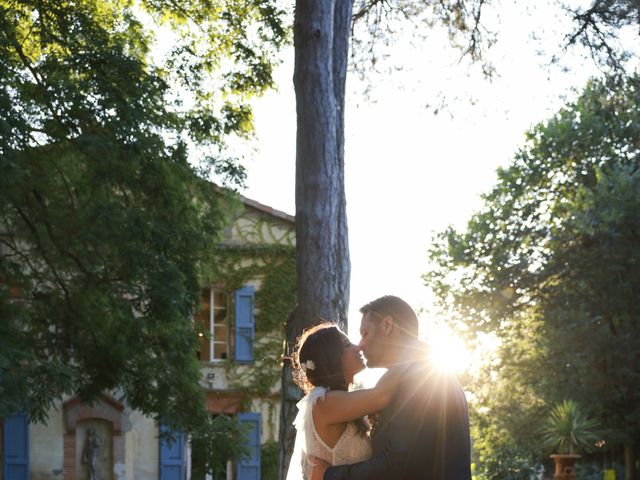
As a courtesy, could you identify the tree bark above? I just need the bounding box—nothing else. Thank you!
[279,0,352,478]
[293,0,351,329]
[332,0,352,326]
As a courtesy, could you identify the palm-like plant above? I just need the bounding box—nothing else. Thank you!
[541,400,601,455]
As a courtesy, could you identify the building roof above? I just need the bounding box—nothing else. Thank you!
[237,192,295,224]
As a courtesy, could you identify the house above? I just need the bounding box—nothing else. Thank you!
[0,192,295,480]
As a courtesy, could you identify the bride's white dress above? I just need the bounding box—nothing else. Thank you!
[286,386,373,480]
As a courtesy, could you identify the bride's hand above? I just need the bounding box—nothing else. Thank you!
[375,364,408,395]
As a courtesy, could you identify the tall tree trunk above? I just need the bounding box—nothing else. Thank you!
[333,0,352,318]
[293,0,351,328]
[279,0,352,478]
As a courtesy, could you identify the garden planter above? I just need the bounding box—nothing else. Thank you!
[550,454,581,480]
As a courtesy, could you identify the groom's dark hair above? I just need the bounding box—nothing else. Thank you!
[360,295,419,338]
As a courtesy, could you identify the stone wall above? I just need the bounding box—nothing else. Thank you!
[123,411,158,480]
[30,405,64,480]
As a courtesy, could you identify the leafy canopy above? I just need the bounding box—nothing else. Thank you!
[426,73,640,478]
[0,0,286,439]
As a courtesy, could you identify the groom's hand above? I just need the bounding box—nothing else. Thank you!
[308,455,329,480]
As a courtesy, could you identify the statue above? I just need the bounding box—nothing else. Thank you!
[82,427,102,480]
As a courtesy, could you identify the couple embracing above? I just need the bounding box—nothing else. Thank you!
[286,295,472,480]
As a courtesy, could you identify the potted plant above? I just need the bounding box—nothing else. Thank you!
[541,400,600,480]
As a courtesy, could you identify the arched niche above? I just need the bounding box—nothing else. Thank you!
[63,395,125,480]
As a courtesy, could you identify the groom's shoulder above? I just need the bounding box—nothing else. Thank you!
[402,358,439,385]
[398,362,465,402]
[392,360,436,400]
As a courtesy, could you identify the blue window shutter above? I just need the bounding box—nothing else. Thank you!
[235,285,255,363]
[159,424,185,480]
[3,412,29,480]
[237,412,261,480]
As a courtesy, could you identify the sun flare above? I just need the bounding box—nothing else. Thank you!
[350,321,487,389]
[426,324,471,374]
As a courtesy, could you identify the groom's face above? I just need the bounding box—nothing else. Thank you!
[358,312,388,368]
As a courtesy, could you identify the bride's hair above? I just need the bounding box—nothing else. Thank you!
[292,322,349,394]
[291,322,369,435]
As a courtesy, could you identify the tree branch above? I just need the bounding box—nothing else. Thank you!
[13,204,77,313]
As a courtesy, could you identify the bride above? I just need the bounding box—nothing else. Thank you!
[285,322,397,480]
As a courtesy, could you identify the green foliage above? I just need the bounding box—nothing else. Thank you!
[575,463,627,480]
[466,347,546,480]
[541,400,600,455]
[260,439,280,480]
[189,415,251,479]
[0,0,288,180]
[0,0,287,471]
[471,421,538,480]
[426,74,640,478]
[0,142,224,428]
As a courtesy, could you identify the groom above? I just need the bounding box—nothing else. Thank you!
[311,295,472,480]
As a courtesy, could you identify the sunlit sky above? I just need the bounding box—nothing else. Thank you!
[229,1,634,382]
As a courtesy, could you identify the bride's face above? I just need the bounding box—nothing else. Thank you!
[340,334,366,382]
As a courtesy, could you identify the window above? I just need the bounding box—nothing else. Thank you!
[195,285,255,363]
[196,288,231,361]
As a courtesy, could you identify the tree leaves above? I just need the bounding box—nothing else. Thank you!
[541,400,601,455]
[426,74,640,477]
[0,0,283,447]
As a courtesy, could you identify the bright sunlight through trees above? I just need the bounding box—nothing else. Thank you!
[425,324,471,374]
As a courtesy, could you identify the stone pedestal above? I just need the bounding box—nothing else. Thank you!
[550,454,581,480]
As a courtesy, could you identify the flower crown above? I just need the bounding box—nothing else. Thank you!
[301,359,316,373]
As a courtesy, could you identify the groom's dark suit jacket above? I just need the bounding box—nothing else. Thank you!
[324,360,472,480]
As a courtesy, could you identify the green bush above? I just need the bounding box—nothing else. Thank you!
[261,440,279,480]
[541,400,600,455]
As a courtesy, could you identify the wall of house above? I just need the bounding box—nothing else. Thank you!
[201,364,231,390]
[29,405,64,480]
[21,398,161,480]
[252,399,280,444]
[124,410,158,480]
[228,209,295,246]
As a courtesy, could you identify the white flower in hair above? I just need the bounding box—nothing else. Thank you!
[301,359,316,373]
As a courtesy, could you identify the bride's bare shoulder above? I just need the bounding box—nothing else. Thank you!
[313,389,343,412]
